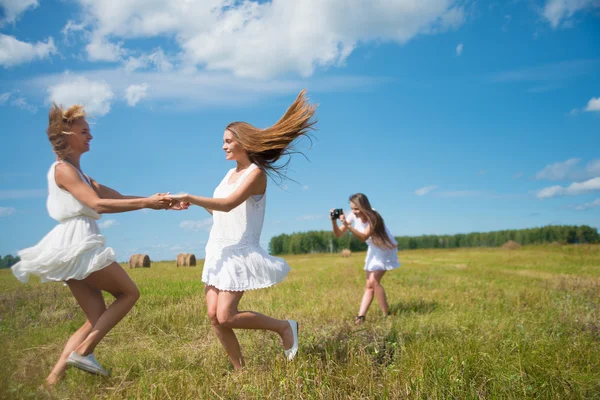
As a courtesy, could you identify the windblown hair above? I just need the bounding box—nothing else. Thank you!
[47,103,87,160]
[226,89,317,181]
[350,193,396,250]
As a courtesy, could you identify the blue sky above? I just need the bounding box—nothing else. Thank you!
[0,0,599,261]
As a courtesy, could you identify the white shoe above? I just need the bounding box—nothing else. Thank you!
[284,320,299,361]
[66,351,109,376]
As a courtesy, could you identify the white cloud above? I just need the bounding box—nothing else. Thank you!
[302,185,309,191]
[542,0,600,28]
[0,0,38,24]
[69,0,465,79]
[28,68,382,109]
[296,214,324,221]
[536,158,581,180]
[585,97,600,112]
[0,206,16,217]
[180,219,213,231]
[575,198,600,211]
[0,91,37,112]
[414,185,438,196]
[0,189,45,199]
[514,172,523,179]
[536,158,600,181]
[98,219,117,229]
[47,74,115,116]
[456,43,463,56]
[537,177,600,199]
[123,49,173,73]
[86,35,125,62]
[125,83,149,106]
[0,34,56,67]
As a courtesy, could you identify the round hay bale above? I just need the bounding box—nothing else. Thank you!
[501,240,521,250]
[129,254,151,268]
[550,241,562,247]
[176,253,185,267]
[341,249,351,258]
[185,253,197,267]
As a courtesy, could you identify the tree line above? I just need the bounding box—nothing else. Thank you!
[0,255,20,269]
[268,225,599,255]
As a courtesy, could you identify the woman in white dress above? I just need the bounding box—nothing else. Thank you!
[331,193,400,325]
[170,90,317,370]
[12,104,179,385]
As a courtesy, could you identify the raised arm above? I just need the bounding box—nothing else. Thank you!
[173,168,266,213]
[341,214,372,242]
[331,212,348,238]
[55,163,169,213]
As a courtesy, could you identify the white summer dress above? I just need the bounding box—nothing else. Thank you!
[346,212,401,271]
[12,162,116,283]
[202,164,290,291]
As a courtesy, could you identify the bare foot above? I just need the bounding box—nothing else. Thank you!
[280,321,294,350]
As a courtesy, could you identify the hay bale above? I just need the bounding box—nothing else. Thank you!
[129,254,151,268]
[501,240,521,250]
[550,241,562,247]
[176,253,197,267]
[341,249,351,258]
[185,253,197,267]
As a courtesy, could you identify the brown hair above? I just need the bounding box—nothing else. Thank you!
[47,103,87,160]
[226,89,317,181]
[350,193,396,250]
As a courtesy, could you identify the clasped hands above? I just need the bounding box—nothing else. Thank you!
[147,193,191,211]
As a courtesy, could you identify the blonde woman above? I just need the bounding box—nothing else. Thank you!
[331,193,400,325]
[170,90,317,370]
[12,104,182,385]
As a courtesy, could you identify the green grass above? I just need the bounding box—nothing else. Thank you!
[1,245,599,399]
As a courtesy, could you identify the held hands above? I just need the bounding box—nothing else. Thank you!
[147,193,191,211]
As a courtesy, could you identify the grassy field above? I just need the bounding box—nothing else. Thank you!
[1,245,599,399]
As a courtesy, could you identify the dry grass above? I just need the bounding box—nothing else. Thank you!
[1,245,599,399]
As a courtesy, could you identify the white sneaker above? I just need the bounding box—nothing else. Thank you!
[284,320,299,361]
[66,352,109,376]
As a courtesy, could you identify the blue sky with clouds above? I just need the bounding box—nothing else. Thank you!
[0,0,598,261]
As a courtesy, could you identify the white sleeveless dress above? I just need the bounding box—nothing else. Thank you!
[203,164,290,291]
[12,162,116,283]
[346,213,401,271]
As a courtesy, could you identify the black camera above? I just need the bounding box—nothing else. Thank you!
[330,208,344,220]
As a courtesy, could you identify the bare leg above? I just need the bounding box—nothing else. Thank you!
[45,283,106,385]
[216,291,294,354]
[205,286,244,370]
[74,262,140,356]
[371,270,389,315]
[356,271,376,324]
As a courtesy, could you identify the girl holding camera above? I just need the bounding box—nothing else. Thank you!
[331,193,400,325]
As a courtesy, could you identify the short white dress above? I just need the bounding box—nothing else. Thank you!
[346,212,401,271]
[12,161,116,283]
[202,164,290,291]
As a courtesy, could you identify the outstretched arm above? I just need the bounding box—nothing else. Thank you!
[55,163,170,213]
[171,168,266,213]
[88,178,143,200]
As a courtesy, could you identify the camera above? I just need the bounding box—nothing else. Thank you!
[330,208,344,220]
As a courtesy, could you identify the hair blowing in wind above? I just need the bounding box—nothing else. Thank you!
[225,89,317,180]
[350,193,396,250]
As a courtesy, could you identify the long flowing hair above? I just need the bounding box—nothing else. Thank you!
[350,193,396,250]
[226,89,317,181]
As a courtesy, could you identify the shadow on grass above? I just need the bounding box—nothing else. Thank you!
[389,299,438,315]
